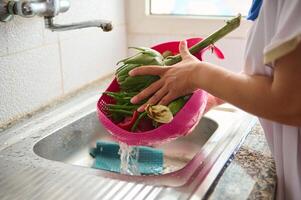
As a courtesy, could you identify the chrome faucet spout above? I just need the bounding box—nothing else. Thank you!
[45,17,113,32]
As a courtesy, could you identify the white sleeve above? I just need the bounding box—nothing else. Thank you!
[263,0,301,64]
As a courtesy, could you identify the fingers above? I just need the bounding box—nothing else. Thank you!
[137,90,172,112]
[159,92,177,106]
[129,65,166,77]
[146,86,168,105]
[131,80,163,104]
[179,40,191,59]
[137,104,148,112]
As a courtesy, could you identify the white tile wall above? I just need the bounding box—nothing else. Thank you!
[0,23,8,56]
[60,25,127,93]
[43,27,59,45]
[0,0,127,127]
[58,0,126,41]
[0,44,62,123]
[57,0,125,25]
[6,17,44,54]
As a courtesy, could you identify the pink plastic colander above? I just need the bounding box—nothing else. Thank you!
[97,38,223,146]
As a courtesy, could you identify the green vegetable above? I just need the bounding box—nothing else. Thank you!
[131,112,147,132]
[168,96,190,115]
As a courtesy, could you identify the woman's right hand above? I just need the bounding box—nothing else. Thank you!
[129,40,205,112]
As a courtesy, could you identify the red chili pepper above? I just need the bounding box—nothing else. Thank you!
[117,111,139,131]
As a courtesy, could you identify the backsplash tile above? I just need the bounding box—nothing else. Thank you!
[60,25,127,93]
[0,1,127,127]
[43,27,59,45]
[58,0,125,41]
[0,23,8,56]
[6,17,44,54]
[101,0,126,25]
[0,44,62,125]
[57,0,125,25]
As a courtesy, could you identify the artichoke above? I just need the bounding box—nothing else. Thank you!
[116,47,164,92]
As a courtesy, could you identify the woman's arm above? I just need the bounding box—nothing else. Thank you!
[130,41,301,126]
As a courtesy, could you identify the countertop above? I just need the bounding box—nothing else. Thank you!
[205,122,277,200]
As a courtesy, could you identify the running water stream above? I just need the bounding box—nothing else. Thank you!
[118,142,141,175]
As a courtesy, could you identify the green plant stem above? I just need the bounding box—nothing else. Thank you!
[164,14,241,66]
[131,112,147,132]
[108,104,139,110]
[108,109,133,116]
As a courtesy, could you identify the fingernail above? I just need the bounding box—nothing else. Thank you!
[131,97,138,104]
[129,70,135,76]
[137,106,144,112]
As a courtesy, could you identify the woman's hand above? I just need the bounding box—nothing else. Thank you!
[129,41,202,112]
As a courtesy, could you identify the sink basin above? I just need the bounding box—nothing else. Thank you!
[31,103,255,190]
[33,111,217,175]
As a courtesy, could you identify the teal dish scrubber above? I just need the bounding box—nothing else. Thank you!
[89,141,163,175]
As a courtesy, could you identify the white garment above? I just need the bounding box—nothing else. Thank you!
[244,1,301,200]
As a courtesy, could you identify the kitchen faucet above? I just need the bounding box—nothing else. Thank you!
[0,0,112,32]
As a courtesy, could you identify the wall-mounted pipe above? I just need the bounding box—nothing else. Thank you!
[0,0,112,32]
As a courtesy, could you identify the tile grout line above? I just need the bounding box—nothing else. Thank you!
[0,42,58,58]
[57,38,65,95]
[41,17,64,94]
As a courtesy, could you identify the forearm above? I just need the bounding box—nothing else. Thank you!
[195,62,301,126]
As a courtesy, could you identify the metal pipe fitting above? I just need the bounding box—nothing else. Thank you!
[0,0,113,32]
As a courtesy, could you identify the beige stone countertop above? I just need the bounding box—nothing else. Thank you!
[205,122,277,200]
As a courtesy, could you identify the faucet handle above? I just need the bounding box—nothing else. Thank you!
[16,0,70,17]
[0,0,70,20]
[0,0,13,21]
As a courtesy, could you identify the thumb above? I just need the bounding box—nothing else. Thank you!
[179,40,190,59]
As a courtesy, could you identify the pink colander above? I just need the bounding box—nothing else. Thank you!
[97,38,224,146]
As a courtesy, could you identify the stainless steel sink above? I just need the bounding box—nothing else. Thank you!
[0,80,257,199]
[33,112,217,175]
[31,103,255,190]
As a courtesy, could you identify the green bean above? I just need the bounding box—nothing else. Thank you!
[131,112,147,132]
[108,104,139,110]
[108,109,133,116]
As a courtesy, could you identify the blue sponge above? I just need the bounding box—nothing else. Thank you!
[89,141,163,175]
